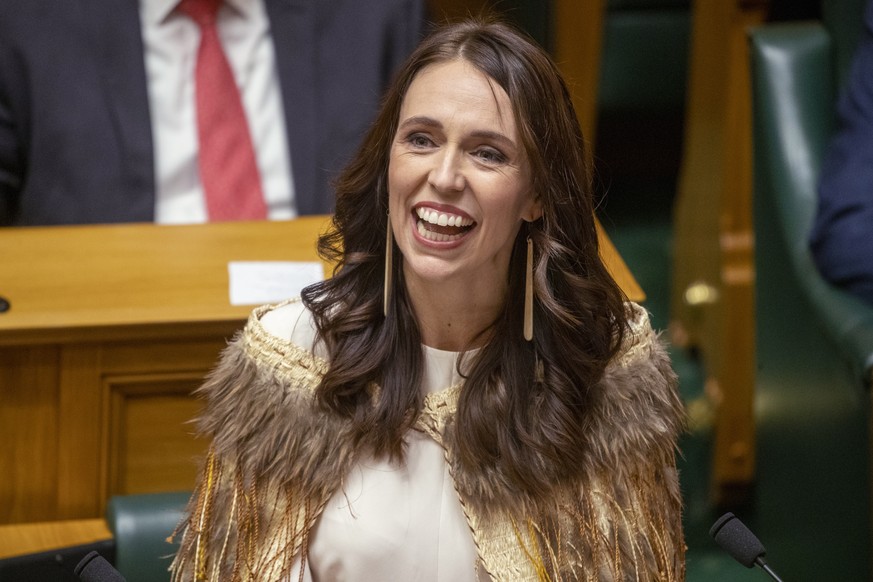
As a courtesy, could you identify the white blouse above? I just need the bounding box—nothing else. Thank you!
[260,301,490,582]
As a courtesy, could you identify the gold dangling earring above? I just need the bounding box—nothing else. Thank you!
[384,213,393,317]
[524,234,534,341]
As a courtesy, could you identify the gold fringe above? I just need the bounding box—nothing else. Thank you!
[194,451,218,581]
[510,517,551,581]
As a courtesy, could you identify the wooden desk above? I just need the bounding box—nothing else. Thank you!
[0,518,111,560]
[0,216,640,525]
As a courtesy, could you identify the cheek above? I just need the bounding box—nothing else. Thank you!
[487,182,534,225]
[387,156,404,212]
[388,154,413,202]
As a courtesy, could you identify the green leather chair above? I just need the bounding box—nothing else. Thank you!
[107,492,189,582]
[746,12,873,580]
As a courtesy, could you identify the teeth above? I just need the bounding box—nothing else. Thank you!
[415,207,473,227]
[417,220,466,242]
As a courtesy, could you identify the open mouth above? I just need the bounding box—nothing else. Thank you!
[414,207,476,242]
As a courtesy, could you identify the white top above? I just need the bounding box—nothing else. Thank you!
[260,301,490,581]
[139,0,295,224]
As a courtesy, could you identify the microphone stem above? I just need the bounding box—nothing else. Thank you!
[757,559,784,582]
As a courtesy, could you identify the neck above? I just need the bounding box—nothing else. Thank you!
[403,272,506,352]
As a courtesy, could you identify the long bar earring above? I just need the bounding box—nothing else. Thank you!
[524,234,534,341]
[384,214,393,317]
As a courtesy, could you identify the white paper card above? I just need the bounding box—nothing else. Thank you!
[228,261,324,306]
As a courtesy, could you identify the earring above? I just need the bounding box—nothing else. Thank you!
[384,213,393,317]
[524,234,533,341]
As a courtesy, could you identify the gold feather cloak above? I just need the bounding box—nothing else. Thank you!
[170,300,686,581]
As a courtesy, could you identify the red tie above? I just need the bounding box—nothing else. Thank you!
[178,0,268,221]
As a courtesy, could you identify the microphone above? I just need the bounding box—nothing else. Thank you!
[74,551,127,582]
[709,513,784,581]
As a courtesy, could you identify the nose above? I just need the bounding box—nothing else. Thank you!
[428,148,465,193]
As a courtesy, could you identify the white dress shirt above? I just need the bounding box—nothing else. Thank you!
[140,0,295,224]
[260,301,491,581]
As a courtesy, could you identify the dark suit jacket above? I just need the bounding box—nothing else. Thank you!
[810,0,873,304]
[0,0,424,225]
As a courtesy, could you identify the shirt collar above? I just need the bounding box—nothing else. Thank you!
[224,0,255,20]
[140,0,255,27]
[141,0,179,26]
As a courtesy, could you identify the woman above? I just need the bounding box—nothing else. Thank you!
[171,19,685,581]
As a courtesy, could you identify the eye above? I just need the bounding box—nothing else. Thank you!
[406,133,435,149]
[473,147,506,165]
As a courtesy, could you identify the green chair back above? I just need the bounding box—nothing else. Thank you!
[748,20,873,580]
[107,492,190,582]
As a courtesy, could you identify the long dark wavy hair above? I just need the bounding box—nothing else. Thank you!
[301,18,628,499]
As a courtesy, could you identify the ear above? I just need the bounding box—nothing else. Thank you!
[523,193,543,222]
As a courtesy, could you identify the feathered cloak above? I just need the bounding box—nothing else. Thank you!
[171,301,686,581]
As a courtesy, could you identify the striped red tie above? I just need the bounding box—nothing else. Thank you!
[178,0,268,221]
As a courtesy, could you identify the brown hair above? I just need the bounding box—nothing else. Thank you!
[302,18,627,500]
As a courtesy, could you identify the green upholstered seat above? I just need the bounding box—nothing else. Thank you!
[107,492,190,582]
[747,19,873,580]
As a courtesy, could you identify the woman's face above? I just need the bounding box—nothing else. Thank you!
[388,59,541,293]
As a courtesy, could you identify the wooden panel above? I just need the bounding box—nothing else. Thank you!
[0,518,111,559]
[553,0,606,143]
[671,0,733,353]
[1,341,224,524]
[670,0,767,505]
[56,346,103,520]
[711,9,759,501]
[106,374,207,497]
[0,346,60,524]
[101,338,231,376]
[100,338,228,496]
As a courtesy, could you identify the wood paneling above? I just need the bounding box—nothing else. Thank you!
[0,346,60,523]
[106,374,207,497]
[57,346,103,520]
[0,219,332,524]
[0,518,111,559]
[670,0,768,505]
[553,0,606,143]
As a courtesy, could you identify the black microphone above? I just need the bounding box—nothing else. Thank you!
[710,512,784,581]
[74,551,127,582]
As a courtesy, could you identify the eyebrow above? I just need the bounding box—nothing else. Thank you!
[398,116,518,150]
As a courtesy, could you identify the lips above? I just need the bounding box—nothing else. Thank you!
[414,206,476,242]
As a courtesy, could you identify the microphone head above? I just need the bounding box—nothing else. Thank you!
[709,512,767,568]
[74,550,127,582]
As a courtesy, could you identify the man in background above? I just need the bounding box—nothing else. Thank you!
[0,0,425,225]
[810,0,873,305]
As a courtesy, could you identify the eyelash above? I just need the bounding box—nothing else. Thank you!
[474,148,506,164]
[404,133,507,165]
[407,133,434,149]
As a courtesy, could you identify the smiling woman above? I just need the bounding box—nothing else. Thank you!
[170,18,686,582]
[388,59,541,349]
